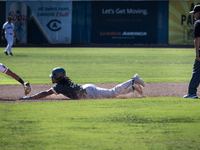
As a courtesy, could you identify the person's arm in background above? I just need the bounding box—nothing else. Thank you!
[194,37,200,61]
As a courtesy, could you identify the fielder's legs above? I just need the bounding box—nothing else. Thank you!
[188,59,200,95]
[5,34,13,54]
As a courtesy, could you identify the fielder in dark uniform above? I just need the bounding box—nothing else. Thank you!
[19,67,145,100]
[183,4,200,98]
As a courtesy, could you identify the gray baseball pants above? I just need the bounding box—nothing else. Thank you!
[82,79,133,99]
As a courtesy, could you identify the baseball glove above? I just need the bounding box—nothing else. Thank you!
[24,82,31,95]
[15,37,19,44]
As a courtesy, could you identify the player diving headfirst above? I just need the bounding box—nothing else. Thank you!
[19,67,145,100]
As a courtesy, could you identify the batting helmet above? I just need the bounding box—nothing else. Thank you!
[49,67,66,81]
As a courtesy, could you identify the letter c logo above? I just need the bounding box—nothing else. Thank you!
[47,20,61,31]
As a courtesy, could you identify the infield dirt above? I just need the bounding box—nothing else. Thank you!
[1,82,199,103]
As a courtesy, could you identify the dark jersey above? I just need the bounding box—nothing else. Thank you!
[193,18,200,38]
[51,78,85,99]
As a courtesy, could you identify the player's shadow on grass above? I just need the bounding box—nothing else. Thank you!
[0,98,16,102]
[13,54,29,57]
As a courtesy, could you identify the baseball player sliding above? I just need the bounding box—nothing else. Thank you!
[19,67,145,100]
[1,17,19,56]
[0,63,31,95]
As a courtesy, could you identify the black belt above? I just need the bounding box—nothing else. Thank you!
[8,33,13,35]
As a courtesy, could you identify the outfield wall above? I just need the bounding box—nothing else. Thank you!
[0,1,198,45]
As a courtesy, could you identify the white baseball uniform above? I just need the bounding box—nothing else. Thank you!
[0,63,8,74]
[2,21,15,54]
[82,79,133,99]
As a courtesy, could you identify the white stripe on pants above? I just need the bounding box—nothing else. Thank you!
[5,34,14,53]
[82,79,133,99]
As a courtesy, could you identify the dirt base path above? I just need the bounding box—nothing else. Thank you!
[0,83,199,103]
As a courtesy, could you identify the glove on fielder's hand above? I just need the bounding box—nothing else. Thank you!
[15,37,19,44]
[24,82,31,95]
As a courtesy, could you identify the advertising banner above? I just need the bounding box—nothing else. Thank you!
[6,1,72,44]
[169,1,199,45]
[8,3,27,44]
[91,1,158,44]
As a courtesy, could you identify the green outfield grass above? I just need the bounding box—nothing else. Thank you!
[0,97,200,150]
[0,47,195,85]
[1,47,199,149]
